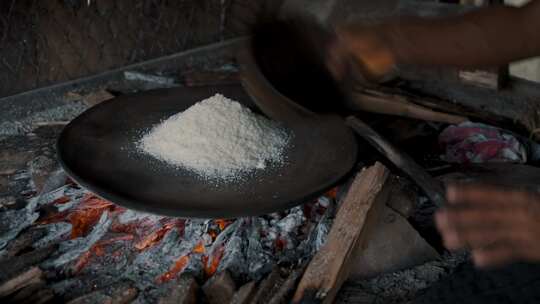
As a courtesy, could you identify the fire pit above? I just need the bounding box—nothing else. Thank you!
[0,39,476,304]
[1,168,335,302]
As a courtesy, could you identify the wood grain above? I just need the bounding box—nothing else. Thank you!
[293,162,390,304]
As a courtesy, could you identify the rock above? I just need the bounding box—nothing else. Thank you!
[349,206,440,280]
[386,176,417,218]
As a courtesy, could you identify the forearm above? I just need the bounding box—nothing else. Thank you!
[383,1,540,68]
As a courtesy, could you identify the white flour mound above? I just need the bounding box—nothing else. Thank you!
[139,94,290,180]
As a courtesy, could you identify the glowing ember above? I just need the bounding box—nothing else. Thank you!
[15,176,334,301]
[73,250,92,274]
[69,194,116,239]
[215,219,232,230]
[73,235,135,274]
[193,241,205,254]
[275,238,287,252]
[208,230,218,241]
[326,187,338,199]
[134,219,184,250]
[203,245,225,277]
[52,196,71,205]
[157,255,190,283]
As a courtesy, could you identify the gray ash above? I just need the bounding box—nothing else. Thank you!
[0,172,335,303]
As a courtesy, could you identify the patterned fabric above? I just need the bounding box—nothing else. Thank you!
[439,122,527,164]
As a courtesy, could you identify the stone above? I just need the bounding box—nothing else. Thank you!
[349,206,440,280]
[386,177,417,218]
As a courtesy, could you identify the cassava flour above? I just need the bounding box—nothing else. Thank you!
[139,94,290,180]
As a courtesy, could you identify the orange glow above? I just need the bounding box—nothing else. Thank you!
[208,230,218,241]
[325,187,338,199]
[68,194,115,239]
[193,241,205,254]
[37,194,115,234]
[135,222,175,250]
[203,245,224,277]
[73,251,92,274]
[275,238,287,251]
[73,235,134,274]
[94,245,105,257]
[157,255,190,283]
[215,219,231,230]
[52,196,71,205]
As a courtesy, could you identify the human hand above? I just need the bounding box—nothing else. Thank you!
[326,23,397,83]
[436,185,540,268]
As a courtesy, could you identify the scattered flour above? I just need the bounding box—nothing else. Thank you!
[139,94,290,180]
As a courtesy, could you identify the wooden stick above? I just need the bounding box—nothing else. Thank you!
[268,267,305,304]
[292,162,390,304]
[249,267,283,304]
[346,116,447,207]
[347,89,468,124]
[202,271,236,304]
[6,277,45,302]
[0,267,43,298]
[159,274,197,304]
[230,281,257,304]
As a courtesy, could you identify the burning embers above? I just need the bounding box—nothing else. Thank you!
[0,173,336,302]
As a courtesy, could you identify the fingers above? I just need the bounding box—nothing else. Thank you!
[436,211,527,250]
[436,184,540,268]
[437,208,518,229]
[472,247,526,268]
[446,184,535,208]
[472,242,540,268]
[328,24,396,82]
[326,39,347,81]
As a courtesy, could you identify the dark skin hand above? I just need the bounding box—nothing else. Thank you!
[329,0,540,81]
[436,185,540,268]
[327,1,540,268]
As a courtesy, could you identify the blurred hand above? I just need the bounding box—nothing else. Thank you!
[327,23,397,83]
[436,185,540,268]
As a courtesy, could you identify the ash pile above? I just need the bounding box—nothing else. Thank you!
[0,168,335,303]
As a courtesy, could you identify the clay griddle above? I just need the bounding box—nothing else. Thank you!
[57,85,357,218]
